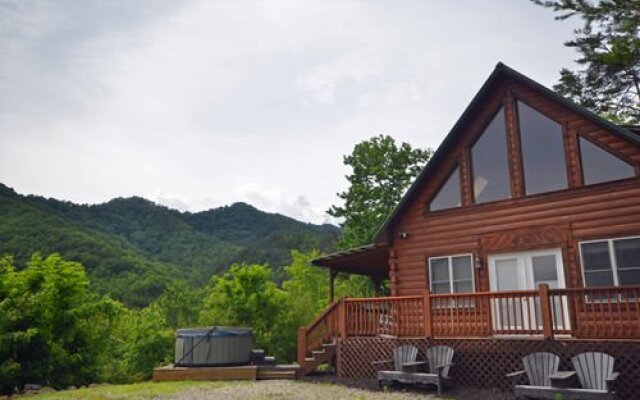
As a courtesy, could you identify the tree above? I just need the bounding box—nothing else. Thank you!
[0,254,119,393]
[328,135,431,249]
[533,0,640,122]
[199,263,293,361]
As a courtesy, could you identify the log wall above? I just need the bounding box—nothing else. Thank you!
[389,77,640,296]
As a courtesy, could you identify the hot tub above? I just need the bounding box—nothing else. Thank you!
[174,326,253,367]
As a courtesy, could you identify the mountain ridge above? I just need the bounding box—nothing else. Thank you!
[0,183,340,306]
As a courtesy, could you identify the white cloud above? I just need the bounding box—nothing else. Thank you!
[0,0,579,224]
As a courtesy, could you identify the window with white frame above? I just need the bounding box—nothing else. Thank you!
[428,254,474,294]
[579,236,640,287]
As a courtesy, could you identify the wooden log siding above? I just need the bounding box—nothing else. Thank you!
[387,77,640,297]
[382,78,640,296]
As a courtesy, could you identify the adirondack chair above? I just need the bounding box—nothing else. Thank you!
[507,352,619,400]
[375,345,454,395]
[506,352,560,399]
[568,352,618,399]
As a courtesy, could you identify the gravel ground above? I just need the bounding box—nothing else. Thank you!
[167,379,515,400]
[170,380,438,400]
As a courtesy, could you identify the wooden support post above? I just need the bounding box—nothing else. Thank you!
[423,289,432,338]
[338,299,347,339]
[297,327,307,366]
[372,277,383,297]
[538,284,554,340]
[329,268,336,303]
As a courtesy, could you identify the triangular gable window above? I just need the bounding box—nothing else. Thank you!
[580,136,635,185]
[517,101,568,195]
[429,165,461,211]
[471,108,511,203]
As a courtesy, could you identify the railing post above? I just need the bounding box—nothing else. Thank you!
[338,299,347,339]
[297,326,307,366]
[423,290,432,338]
[538,284,554,340]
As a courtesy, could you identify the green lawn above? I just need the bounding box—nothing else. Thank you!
[17,381,244,400]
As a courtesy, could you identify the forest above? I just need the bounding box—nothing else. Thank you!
[0,251,368,393]
[0,183,339,307]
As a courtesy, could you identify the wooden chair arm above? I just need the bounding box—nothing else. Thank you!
[402,361,428,367]
[435,362,454,378]
[605,371,620,392]
[371,360,392,372]
[550,371,576,381]
[505,370,526,379]
[506,370,526,388]
[606,372,620,382]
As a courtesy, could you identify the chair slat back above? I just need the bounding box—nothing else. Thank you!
[426,346,454,378]
[522,352,559,387]
[392,345,418,371]
[571,352,615,391]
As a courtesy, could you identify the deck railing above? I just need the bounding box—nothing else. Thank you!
[298,285,640,357]
[297,298,341,366]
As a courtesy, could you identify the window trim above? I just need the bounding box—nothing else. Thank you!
[427,253,475,294]
[578,235,640,288]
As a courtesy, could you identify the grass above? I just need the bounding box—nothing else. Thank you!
[16,381,243,400]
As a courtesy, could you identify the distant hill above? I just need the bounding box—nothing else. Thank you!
[0,183,340,306]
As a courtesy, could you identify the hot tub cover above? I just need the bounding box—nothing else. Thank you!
[176,326,252,338]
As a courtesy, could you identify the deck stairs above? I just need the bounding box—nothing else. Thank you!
[297,299,343,376]
[300,340,336,376]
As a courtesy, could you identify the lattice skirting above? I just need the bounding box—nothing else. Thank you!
[337,337,640,399]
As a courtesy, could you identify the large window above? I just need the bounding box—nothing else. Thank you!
[429,254,474,294]
[579,236,640,287]
[471,108,511,203]
[429,165,461,211]
[517,101,568,195]
[579,136,635,185]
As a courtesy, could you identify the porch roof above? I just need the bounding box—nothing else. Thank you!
[311,243,389,280]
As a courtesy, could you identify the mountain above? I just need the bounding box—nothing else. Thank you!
[0,183,340,306]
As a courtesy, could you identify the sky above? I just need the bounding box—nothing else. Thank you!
[0,0,580,224]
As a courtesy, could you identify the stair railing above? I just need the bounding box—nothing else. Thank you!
[297,298,342,366]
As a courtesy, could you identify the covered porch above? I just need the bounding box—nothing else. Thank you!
[311,244,390,302]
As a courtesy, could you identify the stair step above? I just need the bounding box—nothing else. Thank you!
[322,343,336,348]
[305,357,315,362]
[311,350,326,355]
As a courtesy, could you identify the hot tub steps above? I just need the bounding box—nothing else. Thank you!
[152,364,300,382]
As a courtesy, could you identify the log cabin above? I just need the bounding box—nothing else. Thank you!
[297,63,640,396]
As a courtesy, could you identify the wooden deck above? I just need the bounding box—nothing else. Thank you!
[152,364,299,382]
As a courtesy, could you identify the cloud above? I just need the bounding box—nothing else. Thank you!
[0,0,580,225]
[236,182,335,225]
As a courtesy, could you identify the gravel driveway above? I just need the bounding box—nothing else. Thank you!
[171,380,440,400]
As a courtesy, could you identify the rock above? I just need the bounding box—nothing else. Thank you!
[66,385,77,391]
[39,387,56,394]
[23,384,41,391]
